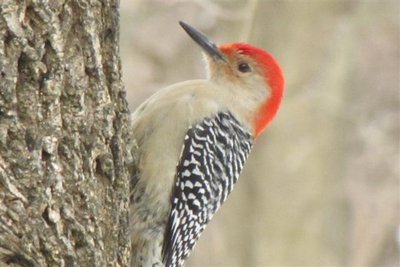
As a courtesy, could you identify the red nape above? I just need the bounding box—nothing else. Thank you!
[220,43,285,138]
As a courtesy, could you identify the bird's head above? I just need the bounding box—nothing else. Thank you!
[180,21,285,138]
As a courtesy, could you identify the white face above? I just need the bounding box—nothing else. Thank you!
[205,52,271,109]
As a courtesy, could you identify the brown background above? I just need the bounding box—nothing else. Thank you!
[120,1,399,266]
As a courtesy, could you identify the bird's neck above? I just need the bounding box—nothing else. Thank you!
[254,86,283,138]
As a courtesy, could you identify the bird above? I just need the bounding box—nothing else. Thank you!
[129,21,284,267]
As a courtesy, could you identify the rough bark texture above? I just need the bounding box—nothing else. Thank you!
[0,0,131,266]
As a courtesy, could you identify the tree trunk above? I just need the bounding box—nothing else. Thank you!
[0,0,131,266]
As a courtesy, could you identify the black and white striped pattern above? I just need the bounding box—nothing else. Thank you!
[162,112,253,267]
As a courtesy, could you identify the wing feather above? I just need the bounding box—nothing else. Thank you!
[162,112,253,267]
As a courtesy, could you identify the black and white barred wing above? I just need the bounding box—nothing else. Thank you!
[162,112,253,267]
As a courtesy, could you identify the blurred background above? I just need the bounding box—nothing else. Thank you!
[120,0,399,266]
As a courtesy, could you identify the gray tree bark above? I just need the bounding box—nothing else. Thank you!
[0,0,131,266]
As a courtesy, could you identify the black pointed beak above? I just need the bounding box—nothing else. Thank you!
[179,21,226,62]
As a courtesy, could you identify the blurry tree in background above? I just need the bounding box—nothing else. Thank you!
[121,0,399,266]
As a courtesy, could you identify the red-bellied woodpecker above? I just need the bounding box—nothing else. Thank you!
[130,21,285,267]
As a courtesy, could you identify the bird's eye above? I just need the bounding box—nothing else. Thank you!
[238,62,251,73]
